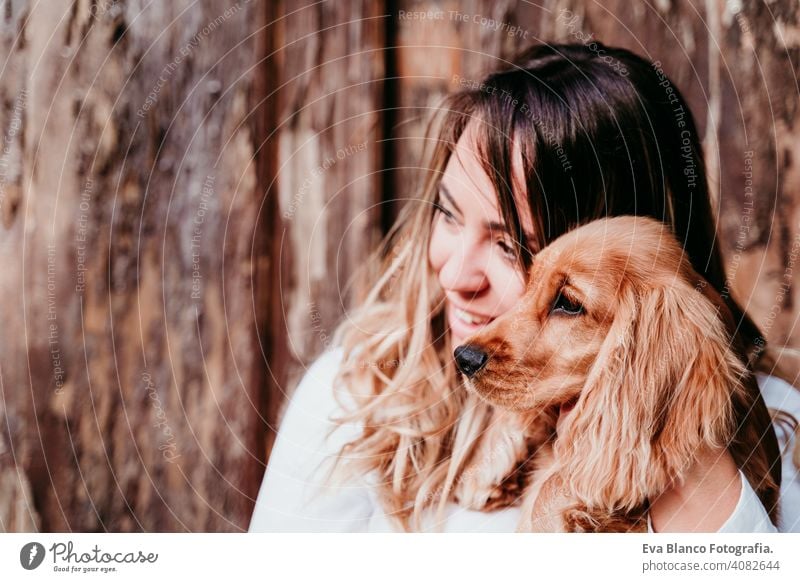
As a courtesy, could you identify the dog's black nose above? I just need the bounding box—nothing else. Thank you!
[454,345,489,377]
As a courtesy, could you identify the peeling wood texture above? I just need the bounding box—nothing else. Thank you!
[0,0,798,532]
[271,0,386,387]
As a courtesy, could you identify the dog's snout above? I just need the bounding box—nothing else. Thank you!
[454,345,489,377]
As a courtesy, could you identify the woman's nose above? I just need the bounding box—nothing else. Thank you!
[438,240,489,293]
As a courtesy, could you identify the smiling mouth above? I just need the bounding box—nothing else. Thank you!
[452,306,494,325]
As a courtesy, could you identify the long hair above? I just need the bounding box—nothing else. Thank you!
[326,42,795,531]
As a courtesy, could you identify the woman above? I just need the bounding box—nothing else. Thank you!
[249,43,800,532]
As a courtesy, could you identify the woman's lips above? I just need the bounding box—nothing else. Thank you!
[452,304,493,324]
[447,303,495,340]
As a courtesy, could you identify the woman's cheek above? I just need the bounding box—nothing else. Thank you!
[427,223,447,275]
[491,265,528,312]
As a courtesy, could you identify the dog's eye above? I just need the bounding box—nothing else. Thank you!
[551,292,584,316]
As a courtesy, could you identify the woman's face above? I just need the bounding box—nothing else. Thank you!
[428,128,537,348]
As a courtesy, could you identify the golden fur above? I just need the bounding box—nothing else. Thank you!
[456,216,782,532]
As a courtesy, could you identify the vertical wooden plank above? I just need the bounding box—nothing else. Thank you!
[272,0,387,397]
[250,0,282,486]
[0,0,39,533]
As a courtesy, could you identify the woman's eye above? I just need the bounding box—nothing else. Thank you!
[435,205,457,225]
[551,292,584,316]
[497,239,516,259]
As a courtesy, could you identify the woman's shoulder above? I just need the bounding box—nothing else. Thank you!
[277,344,365,450]
[755,371,800,532]
[249,344,375,531]
[282,345,348,418]
[756,372,800,415]
[719,470,779,533]
[646,470,777,533]
[300,344,346,387]
[265,344,364,481]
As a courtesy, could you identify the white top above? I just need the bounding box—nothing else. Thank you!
[248,346,800,533]
[646,470,776,533]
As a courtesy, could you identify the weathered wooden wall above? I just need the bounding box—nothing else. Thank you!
[0,0,266,531]
[0,0,797,532]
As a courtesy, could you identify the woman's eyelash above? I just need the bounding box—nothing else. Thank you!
[496,239,516,257]
[435,204,457,223]
[434,204,524,260]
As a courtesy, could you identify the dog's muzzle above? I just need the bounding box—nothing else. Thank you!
[454,345,489,377]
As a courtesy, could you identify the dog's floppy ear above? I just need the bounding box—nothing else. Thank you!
[697,280,781,523]
[557,280,742,513]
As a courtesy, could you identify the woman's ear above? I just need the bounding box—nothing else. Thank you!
[557,280,741,513]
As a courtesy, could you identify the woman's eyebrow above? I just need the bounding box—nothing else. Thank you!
[439,183,536,243]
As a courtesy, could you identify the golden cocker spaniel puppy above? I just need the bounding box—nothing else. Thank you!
[454,215,780,532]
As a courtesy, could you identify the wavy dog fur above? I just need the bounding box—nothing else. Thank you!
[457,216,781,531]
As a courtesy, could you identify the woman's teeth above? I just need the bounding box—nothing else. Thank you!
[454,307,491,325]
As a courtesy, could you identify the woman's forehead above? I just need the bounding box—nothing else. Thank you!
[444,124,534,231]
[445,131,496,208]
